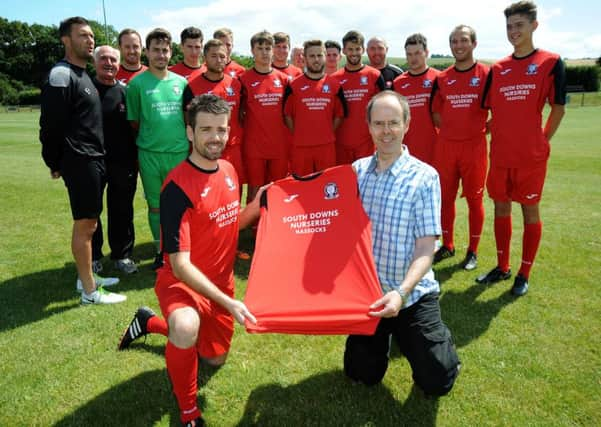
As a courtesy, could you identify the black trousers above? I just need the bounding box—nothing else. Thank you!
[344,292,460,396]
[92,161,138,261]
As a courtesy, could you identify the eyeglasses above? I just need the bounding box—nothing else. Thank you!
[370,120,402,130]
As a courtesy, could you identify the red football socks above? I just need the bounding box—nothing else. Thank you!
[494,216,512,272]
[441,199,456,250]
[467,197,485,253]
[147,316,168,336]
[166,341,201,423]
[519,221,542,279]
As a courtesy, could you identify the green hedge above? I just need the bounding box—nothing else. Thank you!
[565,65,599,92]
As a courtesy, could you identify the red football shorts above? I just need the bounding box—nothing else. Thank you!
[433,136,487,200]
[336,142,375,165]
[244,157,289,187]
[155,281,234,359]
[222,145,246,184]
[487,161,547,205]
[291,144,336,176]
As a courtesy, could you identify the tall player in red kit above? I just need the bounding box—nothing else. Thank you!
[393,34,440,165]
[119,95,261,427]
[479,1,566,296]
[431,25,489,270]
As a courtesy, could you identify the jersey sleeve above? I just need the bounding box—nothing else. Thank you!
[481,70,493,109]
[183,84,194,112]
[39,67,71,172]
[335,86,346,118]
[413,170,442,239]
[160,180,194,253]
[375,73,386,91]
[550,58,567,105]
[125,78,141,121]
[283,85,294,117]
[430,77,442,113]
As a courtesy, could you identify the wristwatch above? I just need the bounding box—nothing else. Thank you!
[395,287,407,306]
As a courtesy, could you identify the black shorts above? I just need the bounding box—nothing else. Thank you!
[61,151,106,220]
[344,292,460,396]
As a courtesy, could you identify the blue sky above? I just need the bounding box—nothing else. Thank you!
[2,0,599,59]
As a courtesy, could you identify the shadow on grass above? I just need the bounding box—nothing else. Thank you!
[0,246,157,333]
[53,364,221,427]
[236,370,439,426]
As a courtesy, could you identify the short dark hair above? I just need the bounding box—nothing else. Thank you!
[59,17,89,38]
[250,30,274,49]
[342,30,364,48]
[366,91,410,124]
[324,40,341,52]
[273,32,291,46]
[203,39,225,57]
[303,39,324,54]
[449,25,477,44]
[187,94,231,129]
[181,26,203,44]
[118,28,142,46]
[504,1,537,21]
[213,28,233,39]
[146,28,172,49]
[405,33,428,50]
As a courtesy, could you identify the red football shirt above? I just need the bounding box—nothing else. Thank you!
[283,74,345,147]
[169,62,206,80]
[224,60,246,78]
[239,68,289,159]
[157,159,240,292]
[432,62,489,141]
[393,67,440,164]
[332,65,384,149]
[184,73,243,147]
[483,49,566,168]
[116,64,147,85]
[273,63,303,82]
[244,165,382,335]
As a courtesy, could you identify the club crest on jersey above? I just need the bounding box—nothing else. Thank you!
[360,76,368,85]
[226,86,235,96]
[225,176,236,191]
[229,70,236,77]
[173,85,182,95]
[322,84,330,93]
[119,103,126,113]
[422,79,432,88]
[469,77,481,87]
[526,63,538,75]
[274,79,282,88]
[324,182,339,200]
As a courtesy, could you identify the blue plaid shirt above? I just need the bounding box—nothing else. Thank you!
[354,147,441,308]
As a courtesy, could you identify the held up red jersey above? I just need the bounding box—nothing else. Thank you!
[332,65,385,149]
[482,49,566,168]
[169,62,206,80]
[157,159,240,292]
[432,62,489,142]
[116,64,147,85]
[184,73,243,147]
[224,60,246,78]
[283,74,345,147]
[239,68,289,159]
[393,67,440,164]
[244,165,382,335]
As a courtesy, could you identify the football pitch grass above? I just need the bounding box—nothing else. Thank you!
[0,107,600,426]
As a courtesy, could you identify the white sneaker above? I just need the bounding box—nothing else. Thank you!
[76,273,120,292]
[115,258,138,274]
[92,260,103,274]
[81,286,127,305]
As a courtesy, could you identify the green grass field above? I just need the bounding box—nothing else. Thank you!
[1,106,600,426]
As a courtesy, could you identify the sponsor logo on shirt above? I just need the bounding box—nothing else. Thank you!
[324,182,339,200]
[84,87,92,95]
[525,193,538,200]
[225,176,236,191]
[447,79,457,86]
[284,194,299,203]
[201,187,211,198]
[469,77,481,87]
[251,81,260,87]
[173,85,182,95]
[301,85,310,91]
[226,87,235,96]
[400,83,411,89]
[422,79,432,88]
[118,103,126,113]
[526,63,538,75]
[274,79,282,88]
[322,84,330,93]
[287,75,294,81]
[500,68,512,76]
[146,88,160,95]
[360,76,368,85]
[340,79,348,85]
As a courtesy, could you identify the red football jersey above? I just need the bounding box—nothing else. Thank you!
[157,159,240,291]
[244,165,382,335]
[483,49,566,168]
[224,60,246,78]
[432,62,489,141]
[273,63,303,82]
[184,73,243,147]
[283,74,345,147]
[116,64,147,85]
[169,62,206,80]
[393,67,440,164]
[239,68,289,159]
[332,65,384,149]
